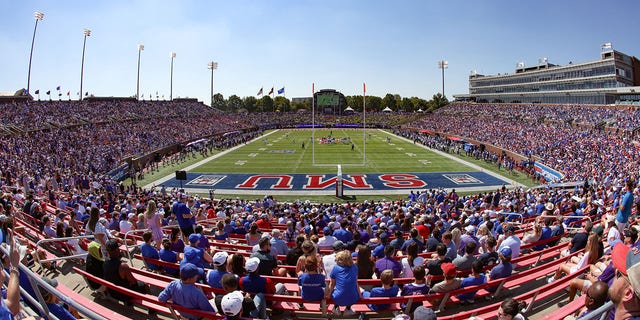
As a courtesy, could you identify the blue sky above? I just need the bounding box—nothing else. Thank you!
[1,0,639,104]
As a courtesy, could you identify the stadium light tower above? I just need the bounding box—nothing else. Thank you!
[438,60,448,98]
[79,28,91,101]
[170,52,176,100]
[27,11,44,95]
[136,44,144,100]
[208,61,218,107]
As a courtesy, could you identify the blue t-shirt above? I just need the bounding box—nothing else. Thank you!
[47,303,76,320]
[140,243,160,270]
[0,298,13,320]
[372,244,385,259]
[172,201,193,230]
[207,269,228,289]
[617,191,634,223]
[158,280,214,320]
[456,274,486,300]
[488,262,512,292]
[159,248,179,276]
[298,273,326,301]
[330,264,360,306]
[333,229,353,243]
[364,285,399,311]
[182,246,205,268]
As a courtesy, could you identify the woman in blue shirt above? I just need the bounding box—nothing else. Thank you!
[326,250,360,316]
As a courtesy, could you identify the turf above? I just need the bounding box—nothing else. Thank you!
[191,128,477,174]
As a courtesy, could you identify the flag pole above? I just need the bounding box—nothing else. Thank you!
[363,82,366,166]
[312,82,315,166]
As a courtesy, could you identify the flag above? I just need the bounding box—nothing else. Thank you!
[56,86,61,91]
[67,91,70,96]
[257,87,263,96]
[34,90,39,94]
[363,83,366,93]
[85,92,88,96]
[602,42,612,50]
[46,90,50,95]
[277,87,284,95]
[268,87,274,95]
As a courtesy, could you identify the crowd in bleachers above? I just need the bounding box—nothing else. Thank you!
[1,99,640,319]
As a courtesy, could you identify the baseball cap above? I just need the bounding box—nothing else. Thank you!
[465,225,476,234]
[441,262,457,278]
[180,263,203,280]
[221,290,244,316]
[413,306,437,320]
[333,241,345,251]
[499,247,512,258]
[245,257,260,273]
[379,232,389,242]
[413,256,425,268]
[592,226,604,237]
[212,251,229,266]
[612,243,640,298]
[188,233,200,244]
[323,226,331,235]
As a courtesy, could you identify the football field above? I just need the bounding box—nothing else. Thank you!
[151,129,516,195]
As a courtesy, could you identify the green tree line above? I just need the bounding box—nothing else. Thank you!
[211,92,449,113]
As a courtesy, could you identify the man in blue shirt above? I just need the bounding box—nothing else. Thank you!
[456,260,486,303]
[487,247,513,292]
[401,229,424,254]
[363,269,399,311]
[617,180,635,232]
[173,193,195,238]
[333,220,353,243]
[207,251,229,288]
[158,263,214,320]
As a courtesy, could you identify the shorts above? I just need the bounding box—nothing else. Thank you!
[181,226,195,237]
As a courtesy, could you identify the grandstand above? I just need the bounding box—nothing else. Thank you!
[454,47,640,105]
[1,98,639,319]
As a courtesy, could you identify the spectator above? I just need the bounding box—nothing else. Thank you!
[246,223,261,247]
[144,200,163,249]
[250,236,278,276]
[39,277,79,320]
[181,233,212,269]
[498,224,521,259]
[401,265,430,313]
[286,235,305,276]
[159,238,179,277]
[173,193,195,238]
[0,230,26,317]
[549,233,600,283]
[390,230,405,252]
[207,251,229,288]
[298,255,326,302]
[533,217,553,251]
[564,220,592,256]
[356,245,375,280]
[219,290,245,320]
[103,240,148,304]
[456,260,487,304]
[616,179,635,232]
[158,263,214,319]
[478,236,499,267]
[400,229,424,253]
[375,245,402,278]
[430,263,461,293]
[401,242,424,278]
[362,269,399,311]
[323,241,346,279]
[453,241,477,271]
[487,247,513,292]
[495,298,527,320]
[576,281,608,319]
[372,232,389,259]
[213,274,256,318]
[270,229,289,257]
[240,257,284,318]
[333,220,353,243]
[426,243,451,280]
[326,250,360,317]
[442,231,458,261]
[140,231,160,271]
[317,227,338,251]
[169,227,185,253]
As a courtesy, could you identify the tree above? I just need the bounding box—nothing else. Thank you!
[400,97,413,112]
[367,96,383,112]
[345,95,363,112]
[273,96,290,112]
[213,93,226,111]
[227,95,243,113]
[430,93,449,111]
[260,96,274,112]
[242,96,258,113]
[382,94,397,111]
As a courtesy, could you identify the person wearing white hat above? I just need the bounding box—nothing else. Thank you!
[206,251,229,289]
[239,257,284,318]
[220,290,244,319]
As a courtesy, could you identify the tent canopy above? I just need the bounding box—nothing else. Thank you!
[382,107,392,112]
[344,106,354,112]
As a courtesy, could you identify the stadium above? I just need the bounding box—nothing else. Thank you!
[3,3,640,320]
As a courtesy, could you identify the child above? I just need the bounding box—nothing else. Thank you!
[401,265,430,313]
[456,260,486,304]
[362,269,399,311]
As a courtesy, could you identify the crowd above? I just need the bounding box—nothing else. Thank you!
[1,99,640,318]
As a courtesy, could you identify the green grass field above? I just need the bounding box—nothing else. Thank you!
[191,128,474,174]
